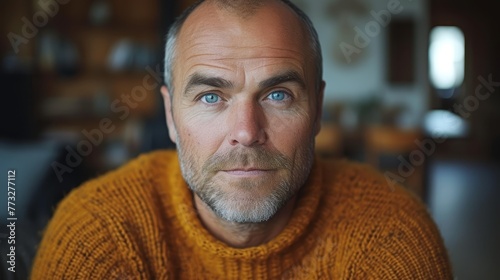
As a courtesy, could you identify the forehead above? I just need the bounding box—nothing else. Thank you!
[174,1,312,83]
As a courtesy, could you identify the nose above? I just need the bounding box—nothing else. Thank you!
[227,100,267,147]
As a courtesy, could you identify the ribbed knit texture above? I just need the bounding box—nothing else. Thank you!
[31,150,452,279]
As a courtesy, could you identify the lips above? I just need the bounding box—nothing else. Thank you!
[221,169,274,176]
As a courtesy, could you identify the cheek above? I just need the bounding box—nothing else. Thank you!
[268,111,315,152]
[177,113,226,157]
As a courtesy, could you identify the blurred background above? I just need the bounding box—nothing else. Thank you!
[0,0,499,279]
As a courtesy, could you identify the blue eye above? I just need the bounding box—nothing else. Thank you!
[268,91,287,101]
[201,93,220,104]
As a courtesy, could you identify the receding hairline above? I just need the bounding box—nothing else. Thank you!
[184,0,305,31]
[214,0,266,18]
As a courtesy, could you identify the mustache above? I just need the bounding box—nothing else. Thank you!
[203,148,292,172]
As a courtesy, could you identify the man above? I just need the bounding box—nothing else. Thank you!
[32,0,453,278]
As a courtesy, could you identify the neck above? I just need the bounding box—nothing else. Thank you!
[193,194,298,248]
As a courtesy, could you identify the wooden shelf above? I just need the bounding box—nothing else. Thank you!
[31,0,163,167]
[36,0,161,29]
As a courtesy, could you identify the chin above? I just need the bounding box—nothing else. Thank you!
[202,187,294,224]
[213,201,280,224]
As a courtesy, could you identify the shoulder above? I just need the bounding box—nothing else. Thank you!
[31,150,178,279]
[82,149,177,191]
[318,158,425,215]
[51,149,180,232]
[68,149,178,205]
[317,158,436,236]
[316,158,453,278]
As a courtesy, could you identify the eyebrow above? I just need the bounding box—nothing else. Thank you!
[183,69,306,96]
[184,73,234,96]
[259,70,306,90]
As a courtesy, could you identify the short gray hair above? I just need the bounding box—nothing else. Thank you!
[163,0,323,95]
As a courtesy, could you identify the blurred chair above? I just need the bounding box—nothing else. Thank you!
[0,140,93,280]
[364,125,425,199]
[315,122,343,158]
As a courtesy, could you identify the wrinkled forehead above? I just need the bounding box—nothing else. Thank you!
[176,0,311,67]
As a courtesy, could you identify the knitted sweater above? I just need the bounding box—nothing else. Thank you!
[31,150,452,279]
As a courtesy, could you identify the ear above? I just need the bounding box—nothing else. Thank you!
[161,85,178,144]
[314,80,326,136]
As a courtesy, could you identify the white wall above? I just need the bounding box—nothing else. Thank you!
[293,0,429,128]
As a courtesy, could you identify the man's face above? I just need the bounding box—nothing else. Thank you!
[163,1,324,223]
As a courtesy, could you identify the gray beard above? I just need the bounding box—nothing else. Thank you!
[192,172,297,223]
[176,139,315,224]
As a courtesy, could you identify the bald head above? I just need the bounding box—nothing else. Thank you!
[163,0,322,95]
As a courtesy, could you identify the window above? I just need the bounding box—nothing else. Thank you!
[429,26,465,94]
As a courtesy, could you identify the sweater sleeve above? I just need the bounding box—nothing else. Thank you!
[327,161,454,279]
[30,190,139,279]
[368,193,454,280]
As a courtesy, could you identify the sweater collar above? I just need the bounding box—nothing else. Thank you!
[159,151,323,260]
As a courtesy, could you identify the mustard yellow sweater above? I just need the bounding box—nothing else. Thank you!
[31,150,452,279]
